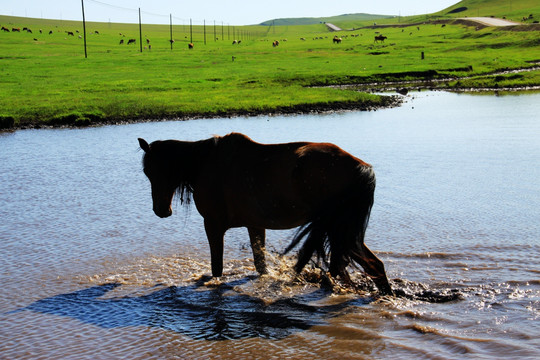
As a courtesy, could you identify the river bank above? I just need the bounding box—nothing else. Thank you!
[2,64,539,131]
[1,95,403,131]
[326,65,540,94]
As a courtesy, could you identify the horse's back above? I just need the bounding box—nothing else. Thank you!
[212,133,373,228]
[292,142,373,202]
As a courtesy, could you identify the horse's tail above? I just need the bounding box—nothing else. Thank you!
[285,165,376,275]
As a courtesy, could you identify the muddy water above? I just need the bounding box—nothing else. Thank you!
[1,91,539,359]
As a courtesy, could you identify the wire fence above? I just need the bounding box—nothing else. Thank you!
[87,0,195,25]
[78,0,267,57]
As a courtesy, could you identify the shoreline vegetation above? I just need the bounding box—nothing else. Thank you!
[1,0,539,130]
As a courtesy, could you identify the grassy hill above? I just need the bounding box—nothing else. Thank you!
[260,0,540,27]
[260,13,392,27]
[436,0,540,20]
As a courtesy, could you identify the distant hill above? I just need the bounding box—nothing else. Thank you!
[259,13,393,26]
[259,0,540,28]
[434,0,540,20]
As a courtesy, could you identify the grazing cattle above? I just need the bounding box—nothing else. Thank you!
[119,39,124,44]
[374,35,387,43]
[49,30,53,35]
[127,38,136,45]
[333,36,342,44]
[188,42,194,49]
[1,26,9,32]
[232,40,238,44]
[272,40,279,47]
[67,31,74,36]
[146,38,150,44]
[12,28,21,32]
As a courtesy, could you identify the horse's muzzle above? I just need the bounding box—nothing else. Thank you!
[154,207,172,218]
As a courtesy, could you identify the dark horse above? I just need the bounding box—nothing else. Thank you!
[138,133,393,295]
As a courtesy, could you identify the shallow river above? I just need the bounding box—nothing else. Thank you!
[1,91,539,359]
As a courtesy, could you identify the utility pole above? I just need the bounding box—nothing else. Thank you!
[81,0,87,58]
[138,8,143,53]
[170,14,173,50]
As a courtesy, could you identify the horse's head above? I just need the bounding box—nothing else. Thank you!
[139,138,176,218]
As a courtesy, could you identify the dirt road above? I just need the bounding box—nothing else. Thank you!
[326,23,342,31]
[459,17,521,27]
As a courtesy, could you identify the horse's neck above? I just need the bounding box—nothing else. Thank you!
[171,138,216,184]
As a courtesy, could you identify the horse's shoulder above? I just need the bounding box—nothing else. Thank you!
[217,133,260,151]
[297,142,342,156]
[221,132,254,143]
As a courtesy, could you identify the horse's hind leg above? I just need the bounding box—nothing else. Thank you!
[293,225,325,274]
[352,244,393,295]
[328,230,353,285]
[248,227,267,275]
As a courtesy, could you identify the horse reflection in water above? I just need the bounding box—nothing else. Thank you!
[16,279,373,340]
[138,133,392,295]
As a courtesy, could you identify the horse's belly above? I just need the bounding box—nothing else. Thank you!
[228,196,309,230]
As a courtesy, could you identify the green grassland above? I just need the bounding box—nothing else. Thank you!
[0,0,539,128]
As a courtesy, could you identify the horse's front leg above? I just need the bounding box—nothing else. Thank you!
[204,219,226,277]
[248,227,267,275]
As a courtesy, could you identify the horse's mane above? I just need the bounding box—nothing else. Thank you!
[141,137,220,207]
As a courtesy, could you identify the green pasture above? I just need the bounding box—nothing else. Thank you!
[1,4,539,128]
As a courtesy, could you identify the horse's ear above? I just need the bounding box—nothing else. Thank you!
[138,138,150,152]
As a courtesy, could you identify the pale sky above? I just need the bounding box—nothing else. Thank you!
[2,0,460,25]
